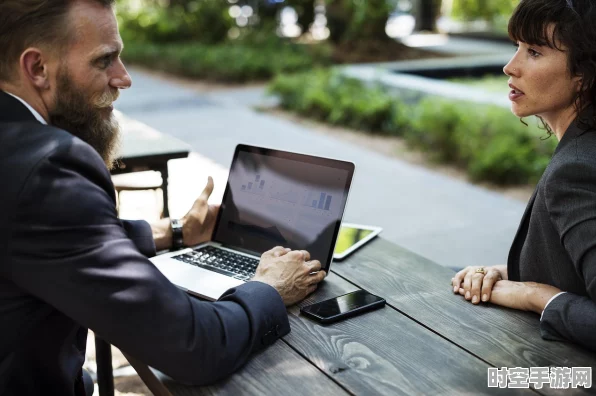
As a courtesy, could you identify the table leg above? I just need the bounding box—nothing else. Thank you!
[123,353,173,396]
[157,164,169,218]
[95,337,114,396]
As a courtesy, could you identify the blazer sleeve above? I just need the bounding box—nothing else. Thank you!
[8,138,290,385]
[120,219,156,258]
[542,159,596,351]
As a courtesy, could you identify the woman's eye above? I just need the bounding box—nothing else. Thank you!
[528,48,540,58]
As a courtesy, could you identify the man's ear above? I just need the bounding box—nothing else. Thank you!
[20,48,50,90]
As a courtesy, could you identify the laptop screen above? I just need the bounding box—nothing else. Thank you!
[213,145,355,271]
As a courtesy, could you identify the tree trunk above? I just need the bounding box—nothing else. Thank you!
[414,0,442,32]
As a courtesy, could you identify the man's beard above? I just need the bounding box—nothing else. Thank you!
[49,68,121,169]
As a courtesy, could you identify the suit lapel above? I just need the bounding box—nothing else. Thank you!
[507,186,538,281]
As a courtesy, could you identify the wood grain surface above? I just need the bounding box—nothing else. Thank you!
[331,237,596,395]
[283,272,532,396]
[135,238,595,395]
[157,338,347,396]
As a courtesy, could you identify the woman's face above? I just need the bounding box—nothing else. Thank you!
[503,25,582,121]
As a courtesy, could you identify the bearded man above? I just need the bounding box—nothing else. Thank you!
[0,1,325,395]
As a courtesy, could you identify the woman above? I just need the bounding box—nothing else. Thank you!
[451,0,596,351]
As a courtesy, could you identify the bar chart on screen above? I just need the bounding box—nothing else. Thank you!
[304,190,333,211]
[237,171,341,223]
[241,174,267,196]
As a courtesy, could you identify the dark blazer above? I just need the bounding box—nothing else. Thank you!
[508,108,596,351]
[0,91,290,396]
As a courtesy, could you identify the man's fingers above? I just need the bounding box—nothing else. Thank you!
[199,176,215,201]
[307,260,321,272]
[300,250,311,261]
[274,248,291,257]
[307,285,318,296]
[286,250,305,260]
[309,270,326,285]
[264,246,287,257]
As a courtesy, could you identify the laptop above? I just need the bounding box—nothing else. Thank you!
[151,144,355,301]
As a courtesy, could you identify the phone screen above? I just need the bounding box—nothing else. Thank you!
[302,290,384,319]
[333,226,375,254]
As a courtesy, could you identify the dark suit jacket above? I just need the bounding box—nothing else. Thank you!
[0,91,290,396]
[508,108,596,351]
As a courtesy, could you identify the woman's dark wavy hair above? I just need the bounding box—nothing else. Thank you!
[509,0,596,133]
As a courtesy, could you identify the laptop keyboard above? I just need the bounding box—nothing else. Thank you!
[173,246,259,281]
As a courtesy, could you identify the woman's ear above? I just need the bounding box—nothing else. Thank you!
[573,74,583,93]
[20,48,50,90]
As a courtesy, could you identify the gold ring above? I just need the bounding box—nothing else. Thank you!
[475,268,486,274]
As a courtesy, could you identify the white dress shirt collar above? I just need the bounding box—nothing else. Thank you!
[4,91,48,125]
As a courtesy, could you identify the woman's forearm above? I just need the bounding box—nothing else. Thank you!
[494,264,508,280]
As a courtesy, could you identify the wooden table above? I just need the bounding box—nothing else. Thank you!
[110,112,191,218]
[128,238,596,395]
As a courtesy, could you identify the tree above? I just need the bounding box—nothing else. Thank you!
[286,0,317,32]
[326,0,394,43]
[414,0,442,32]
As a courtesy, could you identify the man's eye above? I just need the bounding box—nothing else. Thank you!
[98,56,112,69]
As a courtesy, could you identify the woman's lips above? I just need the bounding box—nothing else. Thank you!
[508,83,525,101]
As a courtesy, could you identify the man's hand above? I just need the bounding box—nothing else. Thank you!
[252,246,326,306]
[182,176,220,247]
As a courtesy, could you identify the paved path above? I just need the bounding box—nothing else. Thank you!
[115,68,528,269]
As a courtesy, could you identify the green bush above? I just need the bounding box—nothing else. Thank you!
[270,70,404,133]
[408,98,556,184]
[405,98,465,163]
[122,41,332,82]
[117,0,232,44]
[450,0,518,32]
[269,70,557,185]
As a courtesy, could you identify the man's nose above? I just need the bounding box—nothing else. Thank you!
[110,60,132,90]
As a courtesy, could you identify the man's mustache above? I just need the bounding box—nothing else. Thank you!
[94,90,119,108]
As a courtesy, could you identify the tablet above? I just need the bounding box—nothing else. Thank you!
[333,223,382,261]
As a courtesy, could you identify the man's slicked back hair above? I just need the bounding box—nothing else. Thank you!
[0,0,115,82]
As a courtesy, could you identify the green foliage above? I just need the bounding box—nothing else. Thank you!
[326,0,393,43]
[122,41,332,82]
[117,0,232,44]
[269,70,557,185]
[408,97,556,184]
[269,70,403,133]
[450,0,518,31]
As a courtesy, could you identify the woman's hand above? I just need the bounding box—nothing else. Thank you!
[452,265,507,304]
[490,280,562,314]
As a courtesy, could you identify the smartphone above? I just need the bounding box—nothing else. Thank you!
[300,290,386,324]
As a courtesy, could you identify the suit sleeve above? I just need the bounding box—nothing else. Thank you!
[121,220,156,258]
[543,159,596,352]
[8,139,290,385]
